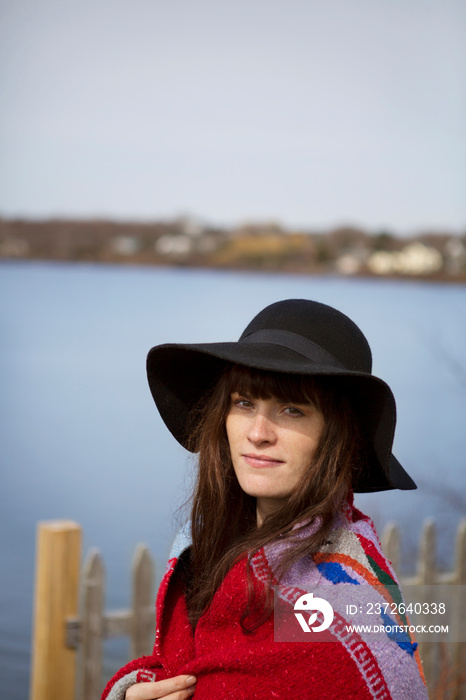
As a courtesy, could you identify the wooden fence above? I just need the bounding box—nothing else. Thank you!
[30,518,466,700]
[382,519,466,699]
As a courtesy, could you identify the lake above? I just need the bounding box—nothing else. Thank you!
[1,261,465,698]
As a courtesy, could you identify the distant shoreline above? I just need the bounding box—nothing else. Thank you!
[3,256,466,287]
[1,216,465,284]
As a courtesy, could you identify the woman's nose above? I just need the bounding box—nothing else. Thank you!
[247,413,276,444]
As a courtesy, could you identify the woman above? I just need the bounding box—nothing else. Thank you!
[102,299,428,700]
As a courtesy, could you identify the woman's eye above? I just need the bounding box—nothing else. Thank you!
[283,406,304,416]
[233,397,254,408]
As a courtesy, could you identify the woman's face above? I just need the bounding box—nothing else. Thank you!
[225,391,325,523]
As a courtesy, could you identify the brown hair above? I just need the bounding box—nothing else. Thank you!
[183,364,366,629]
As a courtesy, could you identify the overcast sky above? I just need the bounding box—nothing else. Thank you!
[1,0,465,233]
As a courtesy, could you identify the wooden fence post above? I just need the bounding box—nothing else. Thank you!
[417,519,437,691]
[453,520,466,700]
[382,522,400,575]
[131,544,155,658]
[30,520,82,700]
[78,549,105,700]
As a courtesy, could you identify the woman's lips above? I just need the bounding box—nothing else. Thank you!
[242,453,284,468]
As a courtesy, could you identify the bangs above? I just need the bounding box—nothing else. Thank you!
[222,364,324,408]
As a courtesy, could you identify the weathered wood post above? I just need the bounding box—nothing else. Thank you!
[382,522,400,575]
[453,520,466,700]
[78,549,105,700]
[131,544,155,658]
[30,520,82,700]
[417,519,436,692]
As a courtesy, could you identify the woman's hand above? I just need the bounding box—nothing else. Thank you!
[125,675,196,699]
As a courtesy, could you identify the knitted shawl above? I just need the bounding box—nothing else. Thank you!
[101,503,427,700]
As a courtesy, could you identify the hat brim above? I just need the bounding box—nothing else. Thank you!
[147,341,417,493]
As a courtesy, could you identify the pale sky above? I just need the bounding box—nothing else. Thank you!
[1,0,465,233]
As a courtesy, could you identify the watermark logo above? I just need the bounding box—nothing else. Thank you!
[293,592,334,632]
[276,584,461,643]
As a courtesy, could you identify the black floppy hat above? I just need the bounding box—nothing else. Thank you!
[146,299,416,493]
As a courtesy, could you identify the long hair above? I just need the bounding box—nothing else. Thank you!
[184,364,367,629]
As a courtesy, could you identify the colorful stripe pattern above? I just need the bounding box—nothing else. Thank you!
[251,501,427,698]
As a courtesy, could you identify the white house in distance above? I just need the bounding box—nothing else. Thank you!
[367,242,443,276]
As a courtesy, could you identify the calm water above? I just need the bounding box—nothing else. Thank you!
[1,261,465,698]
